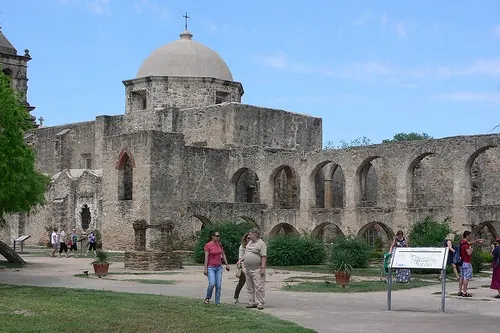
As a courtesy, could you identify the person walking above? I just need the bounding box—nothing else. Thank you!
[234,232,250,304]
[69,229,78,254]
[59,228,69,258]
[389,230,411,283]
[50,228,59,258]
[243,228,267,310]
[490,238,500,299]
[444,233,460,280]
[85,230,97,257]
[203,231,230,305]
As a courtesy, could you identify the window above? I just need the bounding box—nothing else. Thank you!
[117,153,134,200]
[131,90,147,110]
[81,153,92,169]
[215,91,230,104]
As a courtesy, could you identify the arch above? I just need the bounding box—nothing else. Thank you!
[80,204,91,231]
[271,165,300,209]
[231,167,260,203]
[311,161,345,209]
[356,156,380,207]
[357,222,394,250]
[117,151,134,201]
[406,152,453,207]
[472,221,499,241]
[269,223,299,236]
[2,68,13,77]
[193,215,212,227]
[310,222,344,243]
[467,146,500,205]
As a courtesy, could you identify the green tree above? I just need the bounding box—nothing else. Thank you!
[324,136,372,150]
[382,132,432,143]
[408,216,452,247]
[0,70,50,263]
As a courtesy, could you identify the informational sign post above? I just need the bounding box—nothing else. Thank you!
[387,247,448,312]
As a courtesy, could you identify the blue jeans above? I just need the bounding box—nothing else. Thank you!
[205,265,223,304]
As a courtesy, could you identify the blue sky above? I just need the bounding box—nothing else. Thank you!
[2,0,500,145]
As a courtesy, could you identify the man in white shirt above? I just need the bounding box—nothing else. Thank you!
[59,229,69,258]
[50,228,59,258]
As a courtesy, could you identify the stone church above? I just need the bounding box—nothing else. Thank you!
[1,27,500,251]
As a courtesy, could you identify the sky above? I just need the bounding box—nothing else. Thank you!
[1,0,500,146]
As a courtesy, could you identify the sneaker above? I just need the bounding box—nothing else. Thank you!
[234,298,239,304]
[245,304,257,308]
[257,305,264,310]
[457,292,463,296]
[462,293,472,297]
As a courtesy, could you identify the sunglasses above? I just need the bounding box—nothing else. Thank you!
[214,235,221,238]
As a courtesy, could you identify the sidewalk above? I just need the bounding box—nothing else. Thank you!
[1,257,499,333]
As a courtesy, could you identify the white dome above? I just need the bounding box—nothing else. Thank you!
[136,31,233,81]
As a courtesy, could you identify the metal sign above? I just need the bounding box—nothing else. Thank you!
[387,247,449,313]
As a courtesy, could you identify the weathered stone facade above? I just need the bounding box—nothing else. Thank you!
[2,29,500,252]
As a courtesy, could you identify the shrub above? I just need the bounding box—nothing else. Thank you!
[374,237,384,252]
[193,221,254,264]
[408,216,452,247]
[480,251,493,264]
[267,234,326,266]
[330,236,370,268]
[471,250,485,273]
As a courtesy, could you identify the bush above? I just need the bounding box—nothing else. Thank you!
[267,235,326,266]
[408,216,452,247]
[471,250,485,273]
[193,221,254,264]
[369,251,385,260]
[480,252,493,264]
[330,236,370,268]
[374,237,384,252]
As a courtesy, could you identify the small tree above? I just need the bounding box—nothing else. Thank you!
[324,137,372,150]
[382,132,432,143]
[0,70,50,263]
[408,216,452,247]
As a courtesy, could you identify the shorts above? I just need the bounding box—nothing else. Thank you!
[88,242,97,251]
[51,243,57,250]
[460,262,473,280]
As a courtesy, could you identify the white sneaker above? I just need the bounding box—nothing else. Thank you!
[234,298,239,304]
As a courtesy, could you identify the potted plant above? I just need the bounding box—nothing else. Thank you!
[329,249,354,287]
[91,250,110,277]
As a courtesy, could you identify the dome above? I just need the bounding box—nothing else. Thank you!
[136,30,233,81]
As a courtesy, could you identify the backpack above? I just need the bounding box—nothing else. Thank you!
[452,242,464,266]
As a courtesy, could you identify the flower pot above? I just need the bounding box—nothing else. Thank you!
[93,263,109,277]
[335,271,351,287]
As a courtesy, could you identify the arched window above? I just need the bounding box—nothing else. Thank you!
[116,151,135,201]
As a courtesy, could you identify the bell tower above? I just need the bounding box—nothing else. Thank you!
[0,27,36,126]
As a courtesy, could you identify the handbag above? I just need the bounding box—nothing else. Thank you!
[235,268,242,278]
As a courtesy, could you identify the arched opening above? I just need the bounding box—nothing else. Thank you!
[311,223,344,243]
[81,205,91,231]
[272,165,299,209]
[312,162,345,209]
[116,151,135,201]
[269,223,299,236]
[407,153,453,207]
[227,216,260,228]
[472,221,499,241]
[357,222,394,251]
[357,158,379,207]
[468,146,500,205]
[231,168,260,203]
[2,68,13,86]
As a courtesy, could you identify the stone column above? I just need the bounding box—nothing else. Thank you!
[324,179,333,209]
[132,219,148,251]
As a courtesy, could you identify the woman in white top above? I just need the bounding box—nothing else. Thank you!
[233,232,250,304]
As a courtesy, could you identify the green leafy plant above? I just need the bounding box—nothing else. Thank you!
[374,237,384,252]
[471,250,485,273]
[408,216,453,247]
[91,250,110,266]
[328,249,354,276]
[193,221,254,264]
[267,235,325,266]
[330,236,370,268]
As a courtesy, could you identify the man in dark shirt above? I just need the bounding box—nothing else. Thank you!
[458,230,483,297]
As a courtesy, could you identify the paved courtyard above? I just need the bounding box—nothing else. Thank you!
[1,256,499,333]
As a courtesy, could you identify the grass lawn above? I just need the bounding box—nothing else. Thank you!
[120,279,176,284]
[0,284,316,333]
[282,279,436,292]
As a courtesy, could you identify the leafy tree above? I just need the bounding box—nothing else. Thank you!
[324,136,372,150]
[382,132,432,143]
[0,70,50,263]
[408,216,452,247]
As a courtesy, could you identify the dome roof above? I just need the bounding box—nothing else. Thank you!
[136,30,233,81]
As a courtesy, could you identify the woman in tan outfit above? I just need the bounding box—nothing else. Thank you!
[242,228,267,310]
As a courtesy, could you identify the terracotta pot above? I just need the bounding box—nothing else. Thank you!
[335,271,351,288]
[93,263,109,277]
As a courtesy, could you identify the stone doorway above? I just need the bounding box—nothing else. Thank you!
[81,205,91,230]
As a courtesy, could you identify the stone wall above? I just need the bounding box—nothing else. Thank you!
[177,103,322,151]
[0,52,30,105]
[123,76,243,113]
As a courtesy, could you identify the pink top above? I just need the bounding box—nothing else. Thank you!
[204,241,224,267]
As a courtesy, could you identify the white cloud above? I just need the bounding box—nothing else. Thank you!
[437,58,500,77]
[352,11,372,26]
[395,21,407,38]
[380,14,388,28]
[493,25,500,38]
[58,0,111,15]
[255,53,334,76]
[135,0,169,19]
[207,22,217,33]
[435,92,500,102]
